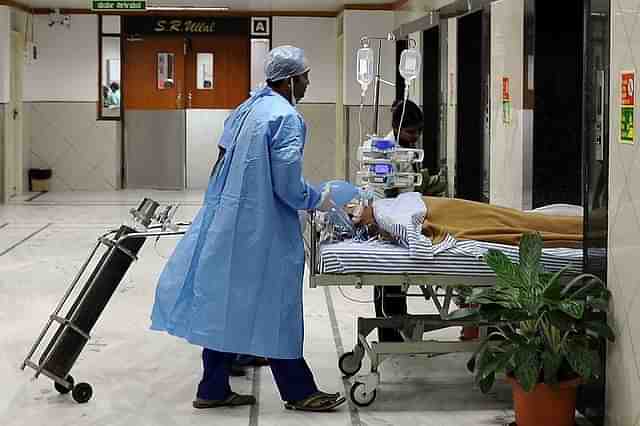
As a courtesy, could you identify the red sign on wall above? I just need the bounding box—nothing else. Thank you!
[622,71,635,106]
[502,77,510,101]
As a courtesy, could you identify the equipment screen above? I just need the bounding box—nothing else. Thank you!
[372,164,393,175]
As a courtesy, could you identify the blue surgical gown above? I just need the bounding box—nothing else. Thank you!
[150,87,322,359]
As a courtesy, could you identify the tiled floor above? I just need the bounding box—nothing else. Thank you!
[0,191,514,426]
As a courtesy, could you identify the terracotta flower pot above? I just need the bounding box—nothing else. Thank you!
[507,376,580,426]
[460,326,480,340]
[458,303,479,340]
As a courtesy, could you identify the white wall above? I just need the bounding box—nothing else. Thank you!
[24,15,98,102]
[489,0,525,209]
[0,6,10,104]
[343,10,396,106]
[273,16,337,104]
[606,3,640,424]
[445,18,457,196]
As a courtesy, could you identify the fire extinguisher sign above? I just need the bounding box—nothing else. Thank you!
[502,77,511,125]
[621,70,635,144]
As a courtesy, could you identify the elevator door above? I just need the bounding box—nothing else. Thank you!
[422,27,441,173]
[532,0,583,207]
[456,10,489,202]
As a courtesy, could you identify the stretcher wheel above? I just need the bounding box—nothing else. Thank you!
[350,382,376,407]
[54,374,74,395]
[72,383,93,404]
[339,352,362,377]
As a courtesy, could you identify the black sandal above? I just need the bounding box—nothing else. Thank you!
[284,391,346,412]
[193,392,256,409]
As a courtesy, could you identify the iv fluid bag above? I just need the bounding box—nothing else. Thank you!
[399,48,421,82]
[357,47,374,90]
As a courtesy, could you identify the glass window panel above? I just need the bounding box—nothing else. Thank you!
[157,53,176,90]
[102,15,121,34]
[101,36,121,118]
[197,53,214,90]
[251,39,270,91]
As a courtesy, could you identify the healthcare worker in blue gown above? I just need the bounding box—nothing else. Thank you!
[150,46,347,412]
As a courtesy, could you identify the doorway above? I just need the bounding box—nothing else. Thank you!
[122,32,250,189]
[3,31,24,201]
[422,26,440,173]
[456,10,489,202]
[532,0,584,207]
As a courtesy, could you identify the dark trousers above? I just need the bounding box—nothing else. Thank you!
[197,348,319,402]
[374,286,408,342]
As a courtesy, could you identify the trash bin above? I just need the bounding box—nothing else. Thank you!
[28,168,52,192]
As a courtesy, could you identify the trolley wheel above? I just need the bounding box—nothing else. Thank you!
[339,352,362,377]
[72,383,93,404]
[350,382,377,407]
[54,374,74,395]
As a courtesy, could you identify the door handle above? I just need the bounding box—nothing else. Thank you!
[187,91,193,109]
[176,92,182,109]
[12,109,18,120]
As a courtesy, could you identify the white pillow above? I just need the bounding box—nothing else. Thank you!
[373,192,432,259]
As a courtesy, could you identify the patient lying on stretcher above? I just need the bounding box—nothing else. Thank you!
[347,195,584,249]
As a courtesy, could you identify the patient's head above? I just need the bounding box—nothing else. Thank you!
[391,99,424,148]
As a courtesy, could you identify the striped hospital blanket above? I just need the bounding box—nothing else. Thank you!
[319,236,583,276]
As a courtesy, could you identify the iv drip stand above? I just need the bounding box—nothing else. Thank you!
[373,39,383,135]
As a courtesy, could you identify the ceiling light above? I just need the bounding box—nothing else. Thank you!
[145,5,230,11]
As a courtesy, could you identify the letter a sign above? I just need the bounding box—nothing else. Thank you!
[251,17,270,36]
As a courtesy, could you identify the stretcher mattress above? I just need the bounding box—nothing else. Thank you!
[319,238,583,276]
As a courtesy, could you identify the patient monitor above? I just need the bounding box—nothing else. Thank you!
[356,136,424,190]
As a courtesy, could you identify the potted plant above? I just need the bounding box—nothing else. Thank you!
[466,233,614,426]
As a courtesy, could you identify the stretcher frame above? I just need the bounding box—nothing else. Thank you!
[303,211,496,406]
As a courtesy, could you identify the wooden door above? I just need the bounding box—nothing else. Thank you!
[185,35,250,109]
[123,35,185,110]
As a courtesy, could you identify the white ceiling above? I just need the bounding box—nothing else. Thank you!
[25,0,394,12]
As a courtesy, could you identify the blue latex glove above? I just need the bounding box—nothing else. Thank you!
[317,180,360,208]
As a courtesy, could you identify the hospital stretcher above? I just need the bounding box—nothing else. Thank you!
[303,210,583,407]
[21,199,189,404]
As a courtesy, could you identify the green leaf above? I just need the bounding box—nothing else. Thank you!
[547,310,576,332]
[565,346,601,381]
[514,349,541,392]
[447,308,480,320]
[542,351,563,385]
[559,301,585,319]
[479,350,514,380]
[583,321,616,342]
[478,372,496,394]
[484,250,525,289]
[475,348,496,383]
[588,297,610,312]
[519,233,544,287]
[542,265,572,302]
[500,309,534,323]
[467,355,477,373]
